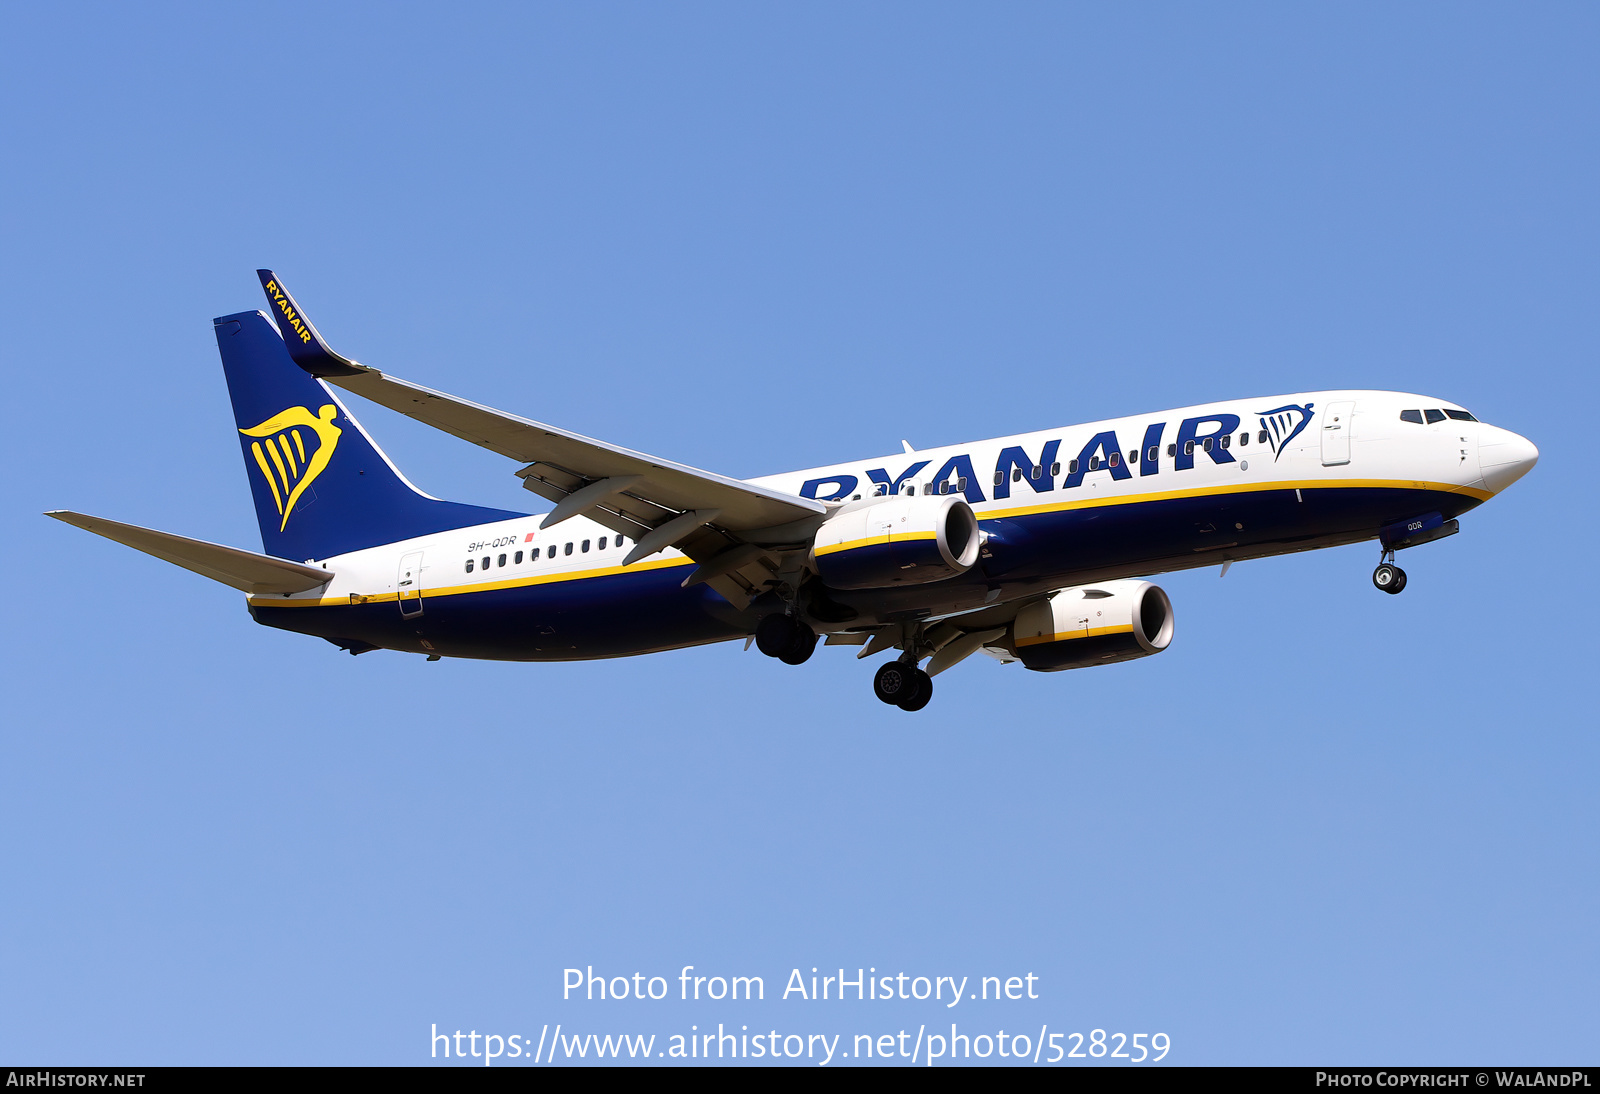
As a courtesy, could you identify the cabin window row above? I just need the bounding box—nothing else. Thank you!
[465,534,628,573]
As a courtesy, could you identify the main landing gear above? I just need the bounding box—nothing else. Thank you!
[1372,550,1407,595]
[755,612,818,665]
[873,658,933,712]
[753,611,935,711]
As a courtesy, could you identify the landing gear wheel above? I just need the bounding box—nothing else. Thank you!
[896,669,933,712]
[756,613,816,660]
[1373,563,1407,594]
[873,660,918,705]
[779,627,818,665]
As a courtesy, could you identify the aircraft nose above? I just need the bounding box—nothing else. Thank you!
[1478,428,1539,493]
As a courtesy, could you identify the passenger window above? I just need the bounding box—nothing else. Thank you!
[1068,459,1079,474]
[582,539,591,552]
[906,486,915,496]
[497,553,506,567]
[564,542,573,556]
[1445,409,1477,421]
[1202,437,1213,452]
[1108,452,1120,467]
[875,484,887,496]
[1424,409,1446,424]
[547,545,556,558]
[1400,410,1424,424]
[1220,434,1231,449]
[616,535,625,548]
[1027,466,1038,480]
[1239,432,1248,446]
[1088,456,1100,470]
[1051,461,1061,475]
[958,476,968,490]
[938,481,948,494]
[1167,444,1177,457]
[1257,430,1268,443]
[481,556,490,570]
[514,550,523,564]
[994,471,1005,486]
[1127,451,1137,465]
[1012,469,1022,482]
[1146,446,1158,463]
[1184,440,1194,455]
[465,560,474,573]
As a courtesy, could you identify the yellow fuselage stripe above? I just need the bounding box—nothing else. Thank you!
[981,476,1489,523]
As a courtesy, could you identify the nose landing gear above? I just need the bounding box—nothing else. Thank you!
[1372,550,1407,595]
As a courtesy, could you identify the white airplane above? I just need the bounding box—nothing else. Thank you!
[49,271,1539,711]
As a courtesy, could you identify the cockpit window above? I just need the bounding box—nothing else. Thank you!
[1445,409,1477,422]
[1424,409,1446,424]
[1400,410,1424,424]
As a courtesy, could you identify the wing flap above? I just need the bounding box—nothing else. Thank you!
[46,511,334,595]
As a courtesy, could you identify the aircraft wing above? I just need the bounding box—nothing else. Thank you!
[323,365,821,534]
[255,270,827,607]
[45,511,334,594]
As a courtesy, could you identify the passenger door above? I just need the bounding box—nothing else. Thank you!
[1321,401,1354,466]
[397,550,424,618]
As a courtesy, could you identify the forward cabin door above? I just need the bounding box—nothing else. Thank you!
[397,550,424,618]
[1321,401,1355,466]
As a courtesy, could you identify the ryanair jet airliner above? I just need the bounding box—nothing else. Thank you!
[48,272,1539,710]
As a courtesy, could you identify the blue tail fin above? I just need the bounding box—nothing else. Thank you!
[215,310,525,561]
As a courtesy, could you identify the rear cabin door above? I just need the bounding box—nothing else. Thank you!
[397,551,424,618]
[1321,401,1355,466]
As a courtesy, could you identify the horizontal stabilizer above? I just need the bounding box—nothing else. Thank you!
[45,511,335,594]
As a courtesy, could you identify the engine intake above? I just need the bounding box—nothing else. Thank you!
[810,494,981,590]
[1008,579,1174,672]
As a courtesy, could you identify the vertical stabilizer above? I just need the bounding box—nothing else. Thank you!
[215,310,523,560]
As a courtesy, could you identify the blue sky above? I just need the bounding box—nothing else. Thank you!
[1,2,1595,1066]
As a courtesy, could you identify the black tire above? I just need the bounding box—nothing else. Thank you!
[755,613,798,658]
[779,626,818,665]
[873,660,917,705]
[897,669,933,711]
[1373,563,1398,592]
[1388,566,1407,595]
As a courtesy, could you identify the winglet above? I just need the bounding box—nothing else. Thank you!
[256,270,369,378]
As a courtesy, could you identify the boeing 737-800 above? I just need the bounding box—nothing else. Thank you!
[48,271,1539,710]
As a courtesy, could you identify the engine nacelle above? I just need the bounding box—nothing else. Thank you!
[1008,579,1174,672]
[809,494,981,590]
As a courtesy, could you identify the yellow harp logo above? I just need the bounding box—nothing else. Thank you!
[240,405,342,530]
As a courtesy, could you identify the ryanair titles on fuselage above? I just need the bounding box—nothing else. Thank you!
[788,404,1317,506]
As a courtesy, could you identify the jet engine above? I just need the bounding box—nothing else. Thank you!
[809,494,981,590]
[1007,579,1174,672]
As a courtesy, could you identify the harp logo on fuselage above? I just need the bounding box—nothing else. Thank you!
[240,405,342,530]
[1256,403,1316,461]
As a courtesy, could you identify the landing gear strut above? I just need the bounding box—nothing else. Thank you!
[755,613,818,664]
[1372,550,1407,595]
[873,658,933,711]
